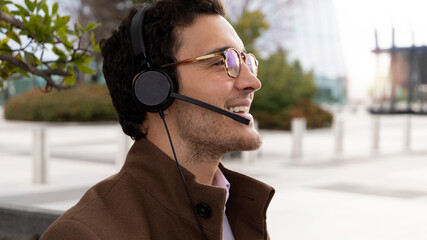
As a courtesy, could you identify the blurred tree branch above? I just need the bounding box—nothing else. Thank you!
[73,0,154,83]
[0,0,100,91]
[0,11,23,28]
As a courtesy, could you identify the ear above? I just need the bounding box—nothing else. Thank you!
[141,119,150,135]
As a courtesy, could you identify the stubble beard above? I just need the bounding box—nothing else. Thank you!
[176,102,262,164]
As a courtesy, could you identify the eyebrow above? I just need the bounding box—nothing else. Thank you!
[204,46,231,55]
[204,46,248,55]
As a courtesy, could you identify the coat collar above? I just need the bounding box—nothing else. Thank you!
[221,165,275,239]
[121,138,275,239]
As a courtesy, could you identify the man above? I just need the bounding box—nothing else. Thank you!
[42,0,274,239]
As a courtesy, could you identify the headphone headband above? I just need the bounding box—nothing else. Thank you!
[131,4,153,62]
[131,3,176,113]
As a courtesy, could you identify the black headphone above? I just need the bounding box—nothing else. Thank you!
[131,4,176,113]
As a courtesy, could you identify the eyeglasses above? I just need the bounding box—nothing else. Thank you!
[160,48,258,78]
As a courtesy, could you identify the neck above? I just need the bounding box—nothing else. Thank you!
[146,113,221,186]
[180,159,219,186]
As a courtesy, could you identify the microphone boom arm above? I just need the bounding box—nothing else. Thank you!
[170,92,250,125]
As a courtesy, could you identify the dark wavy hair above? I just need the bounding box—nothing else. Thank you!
[100,0,225,140]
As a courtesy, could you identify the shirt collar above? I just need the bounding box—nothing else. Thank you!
[212,167,231,204]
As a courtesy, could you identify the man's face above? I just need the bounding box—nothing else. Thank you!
[170,14,262,159]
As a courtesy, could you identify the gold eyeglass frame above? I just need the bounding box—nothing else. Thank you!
[160,48,258,78]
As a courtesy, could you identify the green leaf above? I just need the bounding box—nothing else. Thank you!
[50,62,65,71]
[85,22,100,32]
[52,46,67,60]
[43,10,52,26]
[64,66,75,85]
[74,23,80,35]
[42,2,48,15]
[24,51,39,66]
[75,62,95,75]
[59,34,73,50]
[72,55,92,65]
[16,67,30,78]
[1,5,8,14]
[54,16,70,30]
[24,0,35,12]
[52,2,58,15]
[83,56,93,64]
[0,1,13,8]
[6,30,21,45]
[0,42,12,55]
[91,31,96,47]
[16,53,23,61]
[28,14,38,26]
[14,4,30,16]
[0,37,9,44]
[35,0,44,13]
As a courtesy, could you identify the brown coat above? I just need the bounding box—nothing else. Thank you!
[41,138,275,240]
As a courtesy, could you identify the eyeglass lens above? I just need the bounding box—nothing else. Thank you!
[225,49,257,78]
[225,49,240,78]
[245,53,257,77]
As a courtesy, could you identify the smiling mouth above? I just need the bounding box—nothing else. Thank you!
[226,106,250,114]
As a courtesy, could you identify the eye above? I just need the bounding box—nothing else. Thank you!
[213,60,224,66]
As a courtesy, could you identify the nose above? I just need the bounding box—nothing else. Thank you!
[234,63,262,94]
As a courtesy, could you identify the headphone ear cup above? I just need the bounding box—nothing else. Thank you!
[133,69,176,112]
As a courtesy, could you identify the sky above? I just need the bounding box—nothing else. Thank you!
[333,0,427,102]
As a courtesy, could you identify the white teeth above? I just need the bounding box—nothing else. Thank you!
[227,106,249,113]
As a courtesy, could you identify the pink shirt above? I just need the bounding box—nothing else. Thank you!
[212,168,235,240]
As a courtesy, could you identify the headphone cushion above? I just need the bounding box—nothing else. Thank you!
[133,69,175,112]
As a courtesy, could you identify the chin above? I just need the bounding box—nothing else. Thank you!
[231,129,262,152]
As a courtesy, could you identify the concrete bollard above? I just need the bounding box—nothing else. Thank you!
[33,127,48,184]
[241,151,250,163]
[241,150,257,163]
[241,120,260,163]
[403,115,411,149]
[291,117,306,158]
[334,117,344,153]
[371,116,380,151]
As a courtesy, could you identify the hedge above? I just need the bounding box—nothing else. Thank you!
[3,83,332,129]
[4,84,117,122]
[252,99,333,130]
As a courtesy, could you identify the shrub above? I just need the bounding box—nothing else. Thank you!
[253,99,333,130]
[4,84,117,122]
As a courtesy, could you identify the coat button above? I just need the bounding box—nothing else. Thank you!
[196,202,211,218]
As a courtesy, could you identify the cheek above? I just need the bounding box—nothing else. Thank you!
[178,68,233,97]
[176,66,208,93]
[176,67,238,110]
[204,80,235,107]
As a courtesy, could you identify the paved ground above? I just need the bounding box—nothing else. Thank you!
[1,107,427,239]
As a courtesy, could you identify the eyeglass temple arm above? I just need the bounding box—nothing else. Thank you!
[160,53,223,68]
